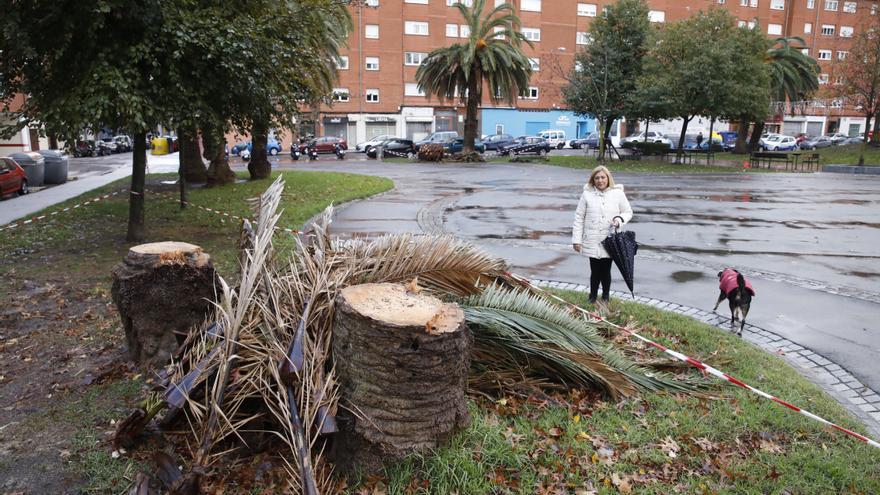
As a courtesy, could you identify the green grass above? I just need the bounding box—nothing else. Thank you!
[0,170,393,276]
[360,293,880,494]
[807,143,880,166]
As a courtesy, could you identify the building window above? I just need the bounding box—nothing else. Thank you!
[807,0,815,7]
[818,49,832,60]
[521,27,541,41]
[718,0,726,4]
[365,24,379,39]
[770,0,784,9]
[405,0,428,3]
[333,88,350,102]
[405,21,429,35]
[740,0,749,5]
[521,0,541,12]
[521,87,539,99]
[750,0,758,6]
[405,52,427,66]
[404,83,425,97]
[578,3,597,16]
[768,23,782,35]
[825,0,838,10]
[495,0,505,6]
[818,73,829,84]
[460,25,471,37]
[446,24,459,37]
[336,56,349,70]
[843,1,857,12]
[366,0,379,6]
[528,57,540,71]
[446,0,473,6]
[801,48,809,56]
[576,32,592,45]
[804,23,812,34]
[840,26,854,37]
[648,10,665,23]
[365,89,379,103]
[821,24,835,35]
[838,50,848,60]
[873,4,878,15]
[365,57,379,70]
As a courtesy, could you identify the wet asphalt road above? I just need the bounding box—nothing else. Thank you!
[288,159,880,393]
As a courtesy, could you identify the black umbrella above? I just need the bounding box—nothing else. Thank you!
[602,229,639,298]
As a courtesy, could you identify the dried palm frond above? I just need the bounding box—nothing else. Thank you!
[336,233,508,297]
[462,285,701,399]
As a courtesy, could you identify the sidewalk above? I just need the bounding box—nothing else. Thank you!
[0,152,181,227]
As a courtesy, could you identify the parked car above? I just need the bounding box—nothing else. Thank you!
[95,140,113,156]
[356,134,397,153]
[230,138,284,156]
[841,136,865,145]
[827,133,850,145]
[0,157,28,197]
[500,136,552,156]
[760,134,798,151]
[310,136,348,153]
[100,138,119,154]
[445,137,485,153]
[537,129,567,149]
[71,140,95,157]
[113,135,133,152]
[366,138,416,158]
[758,133,783,149]
[799,135,833,150]
[415,131,459,151]
[621,130,668,145]
[482,133,515,151]
[568,132,599,149]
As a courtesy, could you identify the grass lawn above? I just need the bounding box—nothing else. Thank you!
[808,143,880,166]
[356,293,880,494]
[0,170,393,494]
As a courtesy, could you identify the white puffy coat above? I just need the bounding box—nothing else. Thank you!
[571,184,633,258]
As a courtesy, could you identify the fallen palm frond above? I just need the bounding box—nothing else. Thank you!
[462,285,701,399]
[120,179,704,494]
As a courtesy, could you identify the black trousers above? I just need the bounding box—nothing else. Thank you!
[589,257,613,301]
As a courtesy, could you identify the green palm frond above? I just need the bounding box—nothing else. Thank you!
[461,285,701,399]
[766,36,820,103]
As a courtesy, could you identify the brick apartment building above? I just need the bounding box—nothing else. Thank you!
[309,0,878,147]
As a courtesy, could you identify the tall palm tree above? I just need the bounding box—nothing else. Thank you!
[744,36,820,152]
[416,0,533,154]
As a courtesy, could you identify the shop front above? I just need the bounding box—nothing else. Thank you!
[480,109,594,140]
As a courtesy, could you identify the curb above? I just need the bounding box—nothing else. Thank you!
[821,165,880,175]
[532,278,880,439]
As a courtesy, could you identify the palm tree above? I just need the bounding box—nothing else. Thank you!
[416,0,533,154]
[742,36,820,152]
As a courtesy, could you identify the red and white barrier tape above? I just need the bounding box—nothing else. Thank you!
[147,189,305,236]
[0,190,127,233]
[507,272,880,450]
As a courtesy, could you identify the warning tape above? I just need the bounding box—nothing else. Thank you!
[146,189,305,236]
[506,272,880,450]
[0,190,127,233]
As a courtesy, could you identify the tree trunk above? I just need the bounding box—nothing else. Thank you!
[597,119,607,163]
[203,124,236,187]
[48,132,58,150]
[127,131,147,242]
[463,71,481,154]
[872,111,880,146]
[859,113,872,166]
[331,283,471,476]
[675,116,691,164]
[249,122,271,180]
[179,127,207,184]
[733,117,749,154]
[708,116,715,153]
[748,121,764,153]
[643,120,649,142]
[110,242,219,371]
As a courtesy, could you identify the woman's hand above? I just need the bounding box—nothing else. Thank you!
[612,218,620,228]
[573,243,581,253]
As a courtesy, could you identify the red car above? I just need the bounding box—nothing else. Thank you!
[0,157,28,197]
[309,136,348,153]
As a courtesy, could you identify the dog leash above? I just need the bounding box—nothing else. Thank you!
[507,272,880,450]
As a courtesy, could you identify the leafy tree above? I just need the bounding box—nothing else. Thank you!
[744,36,819,152]
[416,0,533,154]
[563,0,652,159]
[833,17,880,165]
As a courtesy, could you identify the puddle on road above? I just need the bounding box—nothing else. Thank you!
[847,271,880,279]
[671,271,706,283]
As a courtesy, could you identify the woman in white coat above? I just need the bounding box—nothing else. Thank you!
[571,165,633,303]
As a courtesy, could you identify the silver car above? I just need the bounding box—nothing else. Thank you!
[356,134,397,153]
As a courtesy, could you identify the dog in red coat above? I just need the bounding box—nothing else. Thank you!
[713,268,755,336]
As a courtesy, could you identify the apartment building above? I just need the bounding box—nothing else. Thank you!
[311,0,877,145]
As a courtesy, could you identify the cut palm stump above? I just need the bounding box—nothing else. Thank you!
[111,242,219,370]
[332,282,471,475]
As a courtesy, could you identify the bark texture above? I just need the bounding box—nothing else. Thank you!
[249,122,271,180]
[111,242,219,371]
[203,124,236,187]
[332,283,471,475]
[179,128,207,184]
[127,131,147,242]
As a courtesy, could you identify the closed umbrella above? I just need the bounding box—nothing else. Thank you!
[602,229,639,298]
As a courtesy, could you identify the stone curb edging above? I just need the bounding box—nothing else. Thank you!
[531,278,880,439]
[822,165,880,175]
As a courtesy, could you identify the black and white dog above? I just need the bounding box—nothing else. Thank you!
[713,268,755,336]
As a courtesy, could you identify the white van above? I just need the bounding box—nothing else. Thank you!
[538,129,567,149]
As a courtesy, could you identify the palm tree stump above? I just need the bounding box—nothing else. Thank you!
[111,242,219,370]
[332,283,471,475]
